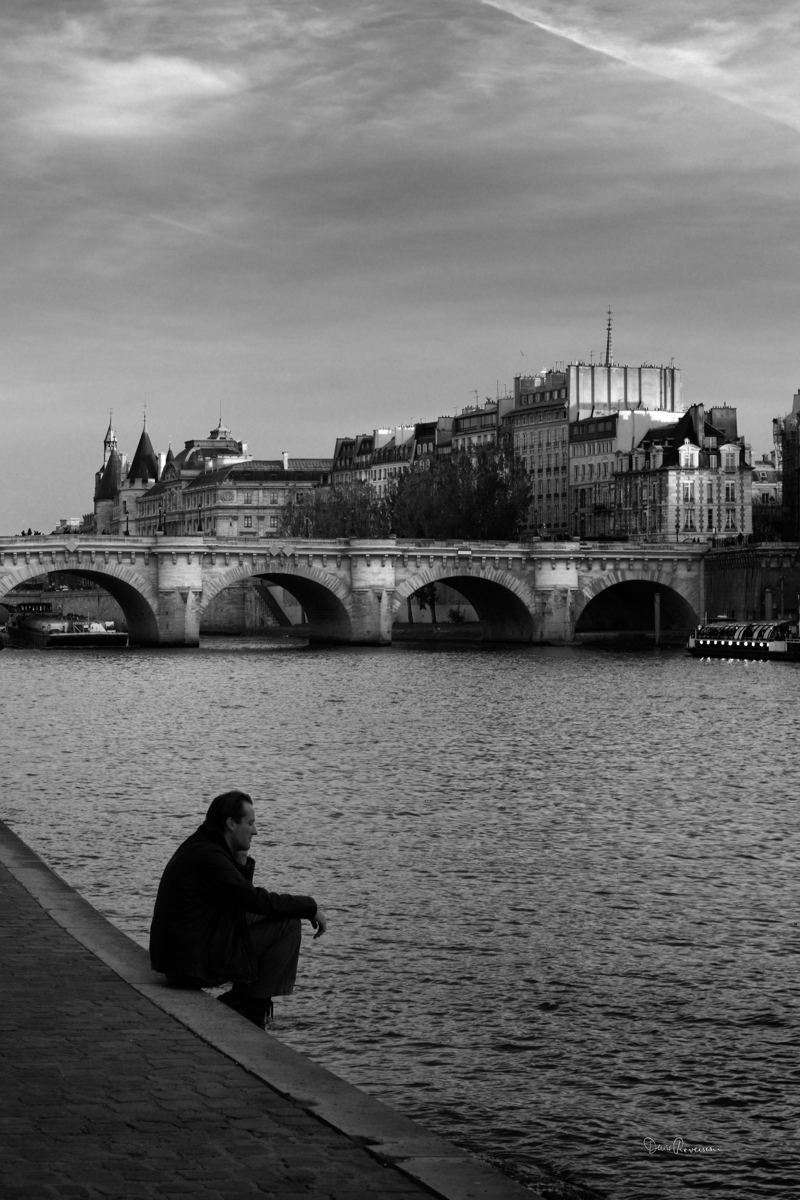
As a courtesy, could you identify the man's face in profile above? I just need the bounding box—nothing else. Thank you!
[228,801,257,855]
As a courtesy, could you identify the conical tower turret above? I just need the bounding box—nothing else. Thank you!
[103,410,117,467]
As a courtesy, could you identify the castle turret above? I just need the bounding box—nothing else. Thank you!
[94,449,121,533]
[127,420,160,483]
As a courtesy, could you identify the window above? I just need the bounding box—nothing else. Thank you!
[725,482,735,502]
[707,482,713,503]
[243,515,253,529]
[270,515,277,529]
[244,492,252,504]
[683,482,695,503]
[270,492,277,504]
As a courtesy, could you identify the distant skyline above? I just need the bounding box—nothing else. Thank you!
[2,0,800,532]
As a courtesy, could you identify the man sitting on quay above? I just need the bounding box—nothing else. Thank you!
[150,790,327,1028]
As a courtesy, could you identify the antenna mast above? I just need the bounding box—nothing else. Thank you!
[605,306,613,367]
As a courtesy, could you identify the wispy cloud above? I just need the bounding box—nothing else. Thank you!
[5,14,246,142]
[32,53,244,139]
[478,0,800,130]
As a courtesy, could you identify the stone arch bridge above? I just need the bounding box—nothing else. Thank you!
[0,535,707,646]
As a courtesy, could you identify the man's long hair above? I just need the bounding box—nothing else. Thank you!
[205,790,252,831]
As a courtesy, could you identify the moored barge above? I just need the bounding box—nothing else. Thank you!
[3,601,128,649]
[688,618,800,662]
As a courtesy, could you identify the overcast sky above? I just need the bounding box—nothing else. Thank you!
[3,0,800,532]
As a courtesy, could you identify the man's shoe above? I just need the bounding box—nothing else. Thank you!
[238,997,274,1029]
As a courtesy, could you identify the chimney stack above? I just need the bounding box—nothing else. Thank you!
[282,451,289,470]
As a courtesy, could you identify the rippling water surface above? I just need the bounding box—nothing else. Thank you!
[2,638,798,1199]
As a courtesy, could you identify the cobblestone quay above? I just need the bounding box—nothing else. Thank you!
[0,820,540,1200]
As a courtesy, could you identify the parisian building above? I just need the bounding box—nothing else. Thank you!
[570,410,683,538]
[505,356,683,538]
[750,451,783,541]
[331,419,453,498]
[612,405,752,541]
[773,389,800,539]
[93,417,330,537]
[451,395,514,454]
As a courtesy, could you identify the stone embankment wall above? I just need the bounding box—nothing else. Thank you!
[704,545,800,622]
[201,580,304,634]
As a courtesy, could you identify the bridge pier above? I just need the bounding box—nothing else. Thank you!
[344,548,395,644]
[150,550,203,647]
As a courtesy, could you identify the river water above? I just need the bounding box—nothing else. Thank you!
[2,638,798,1199]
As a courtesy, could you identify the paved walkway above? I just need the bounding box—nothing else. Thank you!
[0,821,541,1200]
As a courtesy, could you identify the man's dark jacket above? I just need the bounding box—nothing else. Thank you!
[149,822,317,985]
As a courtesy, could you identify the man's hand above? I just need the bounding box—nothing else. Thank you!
[310,906,328,939]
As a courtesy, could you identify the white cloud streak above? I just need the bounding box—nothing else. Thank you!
[477,0,800,131]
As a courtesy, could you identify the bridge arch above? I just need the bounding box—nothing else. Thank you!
[393,564,535,642]
[199,562,355,643]
[575,570,698,639]
[0,563,161,645]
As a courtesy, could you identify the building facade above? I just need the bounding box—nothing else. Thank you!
[93,419,330,538]
[773,389,800,539]
[504,374,569,537]
[750,451,783,541]
[451,395,514,455]
[613,406,753,542]
[505,360,684,538]
[330,419,453,496]
[570,410,682,538]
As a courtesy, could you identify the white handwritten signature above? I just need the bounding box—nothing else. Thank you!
[644,1137,721,1155]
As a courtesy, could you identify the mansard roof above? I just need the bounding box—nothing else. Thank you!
[184,460,332,489]
[95,449,121,501]
[140,458,332,500]
[633,406,749,469]
[127,428,159,482]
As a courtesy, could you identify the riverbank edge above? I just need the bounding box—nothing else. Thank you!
[0,818,543,1200]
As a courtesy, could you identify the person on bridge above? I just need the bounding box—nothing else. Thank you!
[150,790,327,1029]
